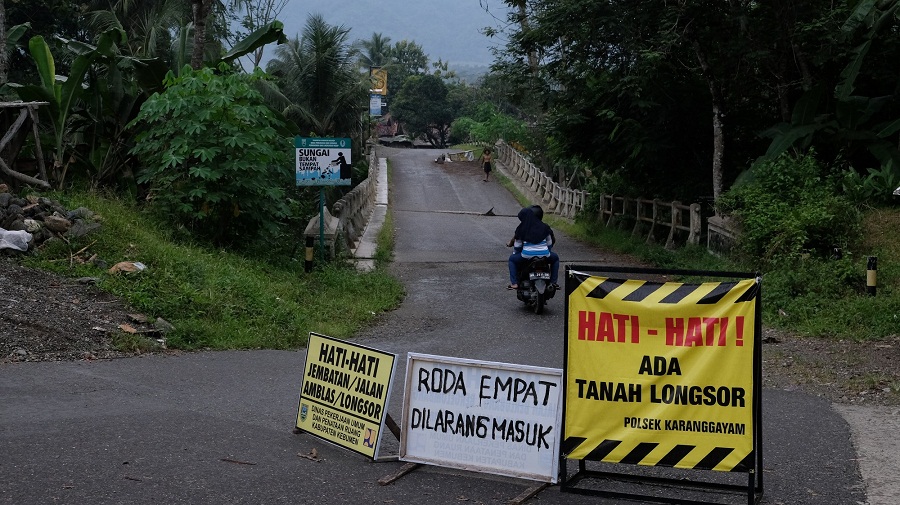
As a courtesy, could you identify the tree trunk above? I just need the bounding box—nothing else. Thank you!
[693,40,725,201]
[516,3,539,77]
[190,0,211,70]
[0,1,7,85]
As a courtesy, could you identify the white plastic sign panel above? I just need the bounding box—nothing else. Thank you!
[295,137,352,186]
[400,353,563,483]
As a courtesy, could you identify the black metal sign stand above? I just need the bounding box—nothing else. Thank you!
[559,265,763,505]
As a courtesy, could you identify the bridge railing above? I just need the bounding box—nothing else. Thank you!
[331,148,378,253]
[494,141,588,219]
[305,148,379,258]
[495,140,704,250]
[599,195,702,249]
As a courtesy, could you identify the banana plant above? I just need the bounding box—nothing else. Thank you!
[8,22,286,188]
[9,29,126,187]
[757,0,900,183]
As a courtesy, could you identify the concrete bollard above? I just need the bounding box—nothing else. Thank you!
[867,256,877,296]
[305,235,314,273]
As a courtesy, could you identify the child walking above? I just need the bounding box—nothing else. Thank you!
[480,148,493,182]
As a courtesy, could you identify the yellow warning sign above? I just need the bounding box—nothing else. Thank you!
[296,333,396,459]
[564,274,758,471]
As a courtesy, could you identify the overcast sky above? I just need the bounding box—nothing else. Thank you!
[269,0,511,68]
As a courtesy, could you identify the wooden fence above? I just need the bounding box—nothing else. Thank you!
[495,140,704,250]
[598,195,702,249]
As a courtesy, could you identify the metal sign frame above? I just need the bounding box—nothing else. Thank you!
[559,265,763,505]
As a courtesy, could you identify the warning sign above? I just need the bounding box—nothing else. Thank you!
[400,353,563,483]
[295,137,352,186]
[296,333,396,459]
[563,272,759,472]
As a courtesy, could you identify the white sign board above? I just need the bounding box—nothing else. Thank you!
[400,353,563,483]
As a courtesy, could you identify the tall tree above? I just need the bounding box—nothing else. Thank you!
[229,0,289,70]
[384,39,427,105]
[492,0,871,201]
[265,14,366,138]
[190,0,212,69]
[356,32,392,69]
[392,74,453,148]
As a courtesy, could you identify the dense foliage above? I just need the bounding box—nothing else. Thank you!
[128,65,292,245]
[491,0,900,202]
[716,152,861,264]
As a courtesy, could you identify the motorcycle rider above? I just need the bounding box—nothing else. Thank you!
[507,205,560,290]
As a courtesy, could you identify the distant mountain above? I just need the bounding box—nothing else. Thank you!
[452,64,492,84]
[271,0,509,68]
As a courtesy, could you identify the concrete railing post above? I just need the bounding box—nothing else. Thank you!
[665,201,680,250]
[689,203,701,245]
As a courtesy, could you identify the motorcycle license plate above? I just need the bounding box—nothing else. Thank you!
[529,272,551,280]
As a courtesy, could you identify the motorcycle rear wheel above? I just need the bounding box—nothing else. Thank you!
[533,291,544,314]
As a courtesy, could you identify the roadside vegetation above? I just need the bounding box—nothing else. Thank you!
[489,145,899,341]
[2,1,898,350]
[562,208,900,341]
[21,191,404,350]
[455,1,900,343]
[567,190,898,342]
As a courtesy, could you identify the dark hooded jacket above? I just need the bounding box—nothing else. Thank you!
[514,207,552,244]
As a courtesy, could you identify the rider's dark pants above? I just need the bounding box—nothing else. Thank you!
[509,252,560,285]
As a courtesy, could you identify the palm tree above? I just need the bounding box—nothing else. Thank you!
[265,14,367,138]
[356,32,392,69]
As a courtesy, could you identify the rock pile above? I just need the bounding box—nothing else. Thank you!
[0,184,101,252]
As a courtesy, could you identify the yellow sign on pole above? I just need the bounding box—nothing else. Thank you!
[564,273,758,472]
[296,332,396,459]
[370,67,388,96]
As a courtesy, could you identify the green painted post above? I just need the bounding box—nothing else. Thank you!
[319,187,325,262]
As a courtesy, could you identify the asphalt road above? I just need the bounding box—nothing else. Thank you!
[0,147,871,504]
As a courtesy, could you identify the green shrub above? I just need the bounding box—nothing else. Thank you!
[716,152,861,264]
[128,64,292,245]
[841,161,900,206]
[452,103,532,148]
[450,117,477,144]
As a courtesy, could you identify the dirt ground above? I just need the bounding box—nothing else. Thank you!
[0,258,168,362]
[1,256,898,406]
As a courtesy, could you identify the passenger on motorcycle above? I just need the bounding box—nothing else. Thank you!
[507,205,560,290]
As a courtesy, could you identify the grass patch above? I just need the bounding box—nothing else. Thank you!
[22,191,404,350]
[374,161,395,266]
[567,208,900,340]
[111,330,166,354]
[562,217,735,273]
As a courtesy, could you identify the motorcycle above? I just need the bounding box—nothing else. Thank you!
[514,256,557,314]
